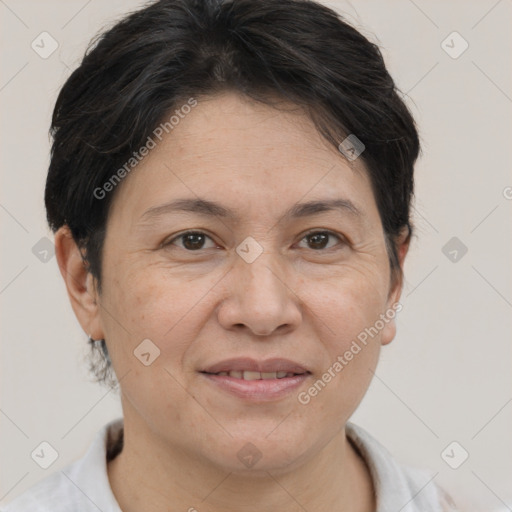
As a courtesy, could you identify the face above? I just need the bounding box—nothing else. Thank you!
[77,92,406,474]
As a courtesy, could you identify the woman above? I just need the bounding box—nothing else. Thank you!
[3,0,458,510]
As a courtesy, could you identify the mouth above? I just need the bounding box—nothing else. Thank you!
[201,370,309,380]
[199,357,312,401]
[200,357,310,375]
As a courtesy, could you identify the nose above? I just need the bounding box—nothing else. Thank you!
[216,251,302,337]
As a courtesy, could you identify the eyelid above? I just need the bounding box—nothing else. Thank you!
[162,228,348,251]
[162,230,218,249]
[296,229,347,248]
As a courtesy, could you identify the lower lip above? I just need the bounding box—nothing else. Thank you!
[200,372,310,401]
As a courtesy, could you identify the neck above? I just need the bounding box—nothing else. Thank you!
[107,414,375,512]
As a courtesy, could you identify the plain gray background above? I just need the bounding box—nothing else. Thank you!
[1,1,511,510]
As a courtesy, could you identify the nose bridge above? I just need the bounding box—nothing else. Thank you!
[218,245,302,335]
[241,249,286,304]
[236,232,284,294]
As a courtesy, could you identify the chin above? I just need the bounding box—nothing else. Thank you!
[205,432,313,475]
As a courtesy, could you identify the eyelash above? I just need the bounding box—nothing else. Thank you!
[162,229,347,252]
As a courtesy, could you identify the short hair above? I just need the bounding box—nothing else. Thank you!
[45,0,420,387]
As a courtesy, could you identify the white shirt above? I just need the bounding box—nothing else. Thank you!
[1,417,458,511]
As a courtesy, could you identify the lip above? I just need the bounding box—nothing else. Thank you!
[200,372,311,402]
[199,357,311,402]
[201,357,310,374]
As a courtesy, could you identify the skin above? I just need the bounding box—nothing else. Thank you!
[55,91,409,512]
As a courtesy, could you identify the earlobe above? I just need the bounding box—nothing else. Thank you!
[54,226,104,340]
[380,317,397,347]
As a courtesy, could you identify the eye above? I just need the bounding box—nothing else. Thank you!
[163,229,346,252]
[297,230,346,251]
[163,231,217,251]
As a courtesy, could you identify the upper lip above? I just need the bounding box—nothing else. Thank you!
[201,357,310,374]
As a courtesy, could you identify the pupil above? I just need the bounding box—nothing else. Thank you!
[183,233,204,250]
[309,233,328,250]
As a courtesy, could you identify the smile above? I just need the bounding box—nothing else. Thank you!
[199,371,311,402]
[202,370,307,380]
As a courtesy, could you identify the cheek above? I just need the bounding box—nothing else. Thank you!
[102,265,219,366]
[308,268,389,343]
[299,272,388,410]
[100,269,206,412]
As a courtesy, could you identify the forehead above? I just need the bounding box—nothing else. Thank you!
[107,92,378,227]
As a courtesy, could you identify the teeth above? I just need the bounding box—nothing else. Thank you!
[214,370,299,380]
[243,370,261,380]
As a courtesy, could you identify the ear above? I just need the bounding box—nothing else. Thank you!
[54,226,104,340]
[380,227,411,346]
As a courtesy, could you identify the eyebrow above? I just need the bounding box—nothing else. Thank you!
[137,197,362,225]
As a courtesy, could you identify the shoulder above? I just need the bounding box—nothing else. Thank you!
[1,467,90,512]
[1,418,124,512]
[345,422,459,511]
